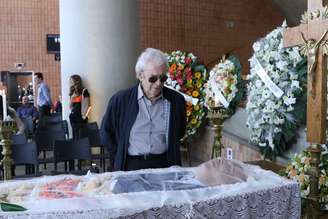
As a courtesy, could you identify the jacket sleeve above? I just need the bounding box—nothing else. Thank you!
[32,106,39,119]
[179,96,187,140]
[100,96,118,168]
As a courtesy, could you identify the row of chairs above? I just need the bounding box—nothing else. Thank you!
[7,113,110,177]
[11,137,93,177]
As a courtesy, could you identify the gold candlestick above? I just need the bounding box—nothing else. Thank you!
[304,144,321,219]
[208,107,228,158]
[0,121,16,181]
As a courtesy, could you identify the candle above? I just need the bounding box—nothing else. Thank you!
[1,90,7,120]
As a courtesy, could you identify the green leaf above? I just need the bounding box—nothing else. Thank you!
[0,202,27,212]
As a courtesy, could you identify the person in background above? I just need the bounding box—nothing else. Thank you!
[17,85,23,101]
[34,72,52,118]
[17,95,39,121]
[53,95,62,113]
[100,48,186,171]
[69,74,90,139]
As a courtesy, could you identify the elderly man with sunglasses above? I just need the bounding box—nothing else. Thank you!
[101,48,186,171]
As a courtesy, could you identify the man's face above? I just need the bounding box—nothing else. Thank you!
[34,76,41,85]
[139,62,167,100]
[22,96,29,105]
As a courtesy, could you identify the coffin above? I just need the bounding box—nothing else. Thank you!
[0,158,300,219]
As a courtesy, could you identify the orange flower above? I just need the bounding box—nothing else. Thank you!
[289,167,297,177]
[298,173,305,183]
[224,87,231,94]
[192,90,199,97]
[186,102,193,111]
[169,64,177,73]
[319,175,326,185]
[304,157,310,165]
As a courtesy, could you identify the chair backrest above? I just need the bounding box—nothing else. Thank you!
[54,138,91,163]
[11,133,27,145]
[79,127,101,147]
[38,120,69,138]
[12,142,38,165]
[35,130,66,151]
[39,113,62,126]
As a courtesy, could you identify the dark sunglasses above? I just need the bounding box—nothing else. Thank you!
[148,74,168,83]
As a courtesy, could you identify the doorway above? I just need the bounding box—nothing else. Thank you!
[7,72,34,109]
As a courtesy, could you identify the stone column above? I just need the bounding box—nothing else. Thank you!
[59,0,139,128]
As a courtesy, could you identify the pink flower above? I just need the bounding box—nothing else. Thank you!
[185,67,192,74]
[186,72,192,80]
[177,77,184,85]
[185,57,192,65]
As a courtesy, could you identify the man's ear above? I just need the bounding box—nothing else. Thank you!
[138,72,143,81]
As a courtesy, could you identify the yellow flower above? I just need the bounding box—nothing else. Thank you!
[195,72,201,79]
[178,63,185,70]
[196,82,202,88]
[191,118,197,124]
[187,111,191,117]
[192,90,199,97]
[194,104,200,111]
[187,79,193,85]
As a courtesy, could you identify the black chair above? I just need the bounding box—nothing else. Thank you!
[35,130,66,169]
[53,138,91,175]
[11,133,27,145]
[40,113,62,125]
[38,120,69,139]
[12,142,39,177]
[79,124,110,172]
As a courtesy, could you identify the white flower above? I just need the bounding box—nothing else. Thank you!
[283,96,296,105]
[291,80,300,88]
[205,57,239,109]
[253,42,261,52]
[246,23,303,154]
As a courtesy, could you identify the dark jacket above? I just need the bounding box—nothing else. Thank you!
[100,84,186,171]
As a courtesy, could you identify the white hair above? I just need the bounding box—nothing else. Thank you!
[135,48,168,78]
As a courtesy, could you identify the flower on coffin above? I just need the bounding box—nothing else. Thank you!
[246,23,307,159]
[166,50,208,143]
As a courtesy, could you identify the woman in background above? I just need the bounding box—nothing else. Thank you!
[69,74,91,139]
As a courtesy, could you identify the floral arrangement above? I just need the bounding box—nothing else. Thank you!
[166,50,208,143]
[204,55,243,117]
[285,145,328,209]
[246,23,307,159]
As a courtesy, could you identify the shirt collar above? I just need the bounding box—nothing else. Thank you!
[38,81,44,87]
[137,83,163,102]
